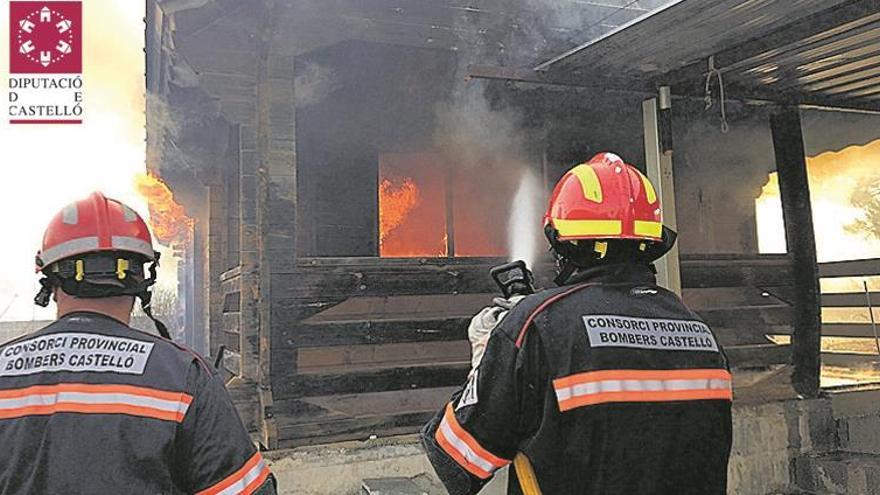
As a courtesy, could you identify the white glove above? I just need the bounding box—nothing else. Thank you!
[468,295,526,371]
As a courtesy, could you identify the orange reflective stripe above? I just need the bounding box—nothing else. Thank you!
[0,383,193,422]
[553,369,732,412]
[0,403,187,422]
[436,427,492,479]
[443,404,508,467]
[241,467,271,495]
[558,388,733,411]
[0,383,193,403]
[196,452,271,495]
[553,368,732,389]
[434,403,510,479]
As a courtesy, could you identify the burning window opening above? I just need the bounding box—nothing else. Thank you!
[378,153,511,258]
[133,171,195,249]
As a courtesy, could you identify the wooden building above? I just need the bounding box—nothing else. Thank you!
[145,0,880,449]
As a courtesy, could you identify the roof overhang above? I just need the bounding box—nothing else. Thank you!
[472,0,880,113]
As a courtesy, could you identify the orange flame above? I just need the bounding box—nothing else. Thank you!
[134,171,194,247]
[379,177,420,244]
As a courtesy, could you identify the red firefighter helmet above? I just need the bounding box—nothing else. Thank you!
[545,152,663,242]
[36,192,156,272]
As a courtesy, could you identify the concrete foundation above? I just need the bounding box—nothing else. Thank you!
[265,388,880,495]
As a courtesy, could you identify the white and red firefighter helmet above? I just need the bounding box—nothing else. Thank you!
[34,192,169,338]
[36,191,156,272]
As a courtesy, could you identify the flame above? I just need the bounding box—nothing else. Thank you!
[133,171,194,247]
[379,177,420,244]
[378,153,448,257]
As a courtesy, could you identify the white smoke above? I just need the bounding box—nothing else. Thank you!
[294,62,339,107]
[508,170,545,268]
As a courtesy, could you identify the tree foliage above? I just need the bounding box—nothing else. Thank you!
[133,286,180,318]
[847,173,880,239]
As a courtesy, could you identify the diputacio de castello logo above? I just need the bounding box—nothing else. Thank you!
[8,1,83,124]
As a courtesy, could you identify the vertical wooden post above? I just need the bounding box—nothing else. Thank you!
[206,174,227,358]
[770,106,821,398]
[446,166,455,257]
[642,96,681,294]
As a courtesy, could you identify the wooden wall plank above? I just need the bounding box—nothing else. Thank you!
[272,363,468,399]
[821,292,880,307]
[296,341,470,373]
[295,317,469,348]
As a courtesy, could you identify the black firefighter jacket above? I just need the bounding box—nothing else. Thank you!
[0,312,276,495]
[422,263,733,495]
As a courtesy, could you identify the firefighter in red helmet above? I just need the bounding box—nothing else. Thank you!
[422,153,732,494]
[0,192,277,495]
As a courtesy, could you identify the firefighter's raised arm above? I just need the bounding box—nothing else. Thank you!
[173,360,277,495]
[421,299,542,495]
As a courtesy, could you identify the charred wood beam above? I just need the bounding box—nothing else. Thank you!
[682,286,794,309]
[272,256,796,303]
[221,349,242,375]
[822,324,880,338]
[679,256,795,289]
[698,306,793,331]
[725,344,791,369]
[269,261,555,301]
[272,363,468,399]
[222,312,240,334]
[821,292,880,307]
[770,106,821,399]
[294,318,470,348]
[223,331,241,352]
[821,352,880,369]
[467,64,655,94]
[819,258,880,277]
[275,411,435,449]
[296,341,469,374]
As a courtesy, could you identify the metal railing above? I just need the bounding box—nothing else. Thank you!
[818,258,880,385]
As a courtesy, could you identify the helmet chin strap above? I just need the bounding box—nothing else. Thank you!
[139,259,171,340]
[34,255,171,340]
[34,277,54,308]
[553,256,578,286]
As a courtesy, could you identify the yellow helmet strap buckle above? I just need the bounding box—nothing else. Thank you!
[116,259,130,280]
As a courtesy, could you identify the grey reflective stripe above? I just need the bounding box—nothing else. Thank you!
[121,205,138,222]
[40,237,100,266]
[111,236,155,259]
[61,204,78,225]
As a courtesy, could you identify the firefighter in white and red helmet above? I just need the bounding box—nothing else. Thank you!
[0,192,277,494]
[422,153,732,494]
